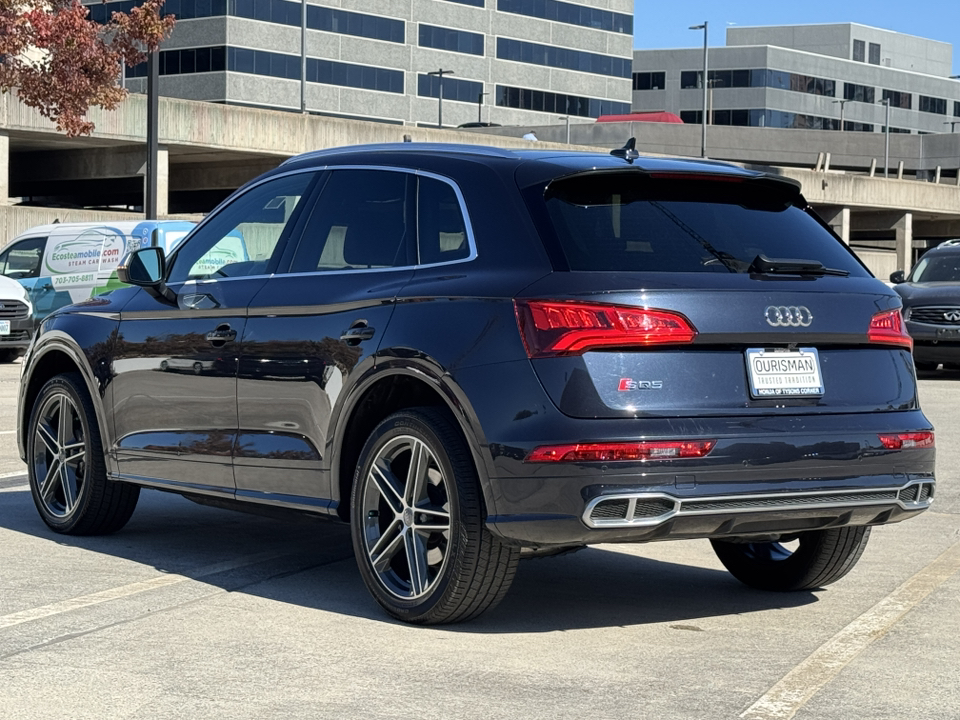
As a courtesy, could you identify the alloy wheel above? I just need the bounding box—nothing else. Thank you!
[31,392,89,518]
[360,435,452,599]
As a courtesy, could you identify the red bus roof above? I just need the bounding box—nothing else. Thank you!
[595,112,684,124]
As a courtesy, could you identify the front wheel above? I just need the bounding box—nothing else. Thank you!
[711,526,871,591]
[350,407,519,624]
[27,373,140,535]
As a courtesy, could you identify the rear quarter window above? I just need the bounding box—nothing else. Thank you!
[539,173,869,276]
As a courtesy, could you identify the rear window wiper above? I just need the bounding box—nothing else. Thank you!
[749,254,850,277]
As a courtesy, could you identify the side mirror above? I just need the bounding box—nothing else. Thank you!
[118,247,165,286]
[117,247,176,304]
[889,270,905,284]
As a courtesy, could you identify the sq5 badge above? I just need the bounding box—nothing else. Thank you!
[618,378,663,391]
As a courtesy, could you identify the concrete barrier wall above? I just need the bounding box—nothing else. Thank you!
[856,249,898,280]
[0,207,201,247]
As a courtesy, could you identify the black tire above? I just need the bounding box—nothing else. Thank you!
[710,526,871,591]
[0,349,22,363]
[27,373,140,535]
[350,407,519,625]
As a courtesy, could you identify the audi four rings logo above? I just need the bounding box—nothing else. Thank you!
[765,306,813,327]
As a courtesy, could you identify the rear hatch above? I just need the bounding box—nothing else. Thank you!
[516,165,916,418]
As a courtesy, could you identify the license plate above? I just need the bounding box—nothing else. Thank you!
[746,348,824,398]
[0,321,9,335]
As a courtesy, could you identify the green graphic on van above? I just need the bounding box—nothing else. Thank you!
[43,227,126,281]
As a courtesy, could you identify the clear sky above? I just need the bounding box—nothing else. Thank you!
[633,1,960,76]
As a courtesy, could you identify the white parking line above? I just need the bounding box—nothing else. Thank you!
[741,539,960,720]
[0,550,292,630]
[0,486,28,493]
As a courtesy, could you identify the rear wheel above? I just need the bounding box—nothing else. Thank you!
[27,373,140,535]
[350,407,519,624]
[710,526,870,591]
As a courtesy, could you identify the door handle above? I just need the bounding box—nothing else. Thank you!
[340,324,376,345]
[205,323,237,346]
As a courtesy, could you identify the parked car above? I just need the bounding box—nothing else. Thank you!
[0,274,34,362]
[17,143,935,624]
[890,239,960,370]
[0,220,196,323]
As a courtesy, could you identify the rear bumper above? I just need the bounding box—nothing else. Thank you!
[912,340,960,365]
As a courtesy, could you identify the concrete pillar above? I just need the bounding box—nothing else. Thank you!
[897,161,904,180]
[820,207,851,244]
[156,145,169,217]
[0,131,8,205]
[895,212,913,274]
[934,166,942,184]
[869,158,877,177]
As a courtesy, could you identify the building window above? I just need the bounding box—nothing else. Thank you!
[418,25,484,55]
[128,46,228,77]
[632,71,665,91]
[418,74,484,103]
[844,121,875,132]
[955,101,960,117]
[843,83,875,103]
[445,0,484,6]
[919,96,947,115]
[681,68,834,96]
[869,42,881,65]
[882,127,912,134]
[680,70,701,89]
[308,58,404,93]
[882,89,912,109]
[679,110,701,124]
[496,0,633,35]
[496,38,630,79]
[307,6,405,42]
[228,47,301,80]
[495,85,629,118]
[853,39,865,62]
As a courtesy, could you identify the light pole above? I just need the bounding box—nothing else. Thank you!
[477,91,488,123]
[558,115,571,143]
[879,97,891,178]
[689,22,708,158]
[832,98,848,131]
[300,0,307,113]
[428,68,454,128]
[945,121,960,132]
[145,49,159,219]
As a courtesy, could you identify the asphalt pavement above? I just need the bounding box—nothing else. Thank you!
[0,360,958,719]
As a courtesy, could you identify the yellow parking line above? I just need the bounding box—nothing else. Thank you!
[0,550,292,630]
[741,539,960,720]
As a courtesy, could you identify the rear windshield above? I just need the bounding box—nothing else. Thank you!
[540,173,868,276]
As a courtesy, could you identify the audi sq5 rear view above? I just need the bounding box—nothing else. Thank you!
[18,143,934,624]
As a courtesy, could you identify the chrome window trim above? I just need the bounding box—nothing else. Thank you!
[169,164,477,283]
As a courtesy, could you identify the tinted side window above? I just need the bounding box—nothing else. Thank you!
[540,174,868,276]
[418,176,470,265]
[289,169,414,273]
[169,172,316,282]
[0,237,46,279]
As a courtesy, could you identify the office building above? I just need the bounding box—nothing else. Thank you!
[632,23,960,135]
[89,0,634,127]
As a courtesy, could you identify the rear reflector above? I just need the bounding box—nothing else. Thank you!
[526,440,716,463]
[515,300,697,358]
[878,432,934,450]
[868,309,912,349]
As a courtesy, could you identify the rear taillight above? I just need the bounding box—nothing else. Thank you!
[526,440,716,463]
[878,432,934,450]
[514,300,697,358]
[868,309,912,349]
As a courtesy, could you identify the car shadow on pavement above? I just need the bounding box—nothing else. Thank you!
[1,485,817,632]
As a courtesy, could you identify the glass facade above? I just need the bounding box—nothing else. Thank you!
[497,38,630,78]
[843,83,875,103]
[679,108,843,131]
[632,72,665,91]
[680,68,834,96]
[919,95,947,115]
[419,25,484,55]
[418,74,484,103]
[955,101,960,117]
[496,85,629,117]
[882,89,912,109]
[496,0,632,35]
[309,58,404,93]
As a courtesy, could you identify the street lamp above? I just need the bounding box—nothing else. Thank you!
[945,121,960,132]
[428,68,454,129]
[558,115,571,144]
[300,0,307,113]
[145,49,159,219]
[477,91,488,124]
[689,21,708,158]
[879,97,891,178]
[832,98,848,131]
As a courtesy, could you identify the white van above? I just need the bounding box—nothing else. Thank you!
[0,220,197,322]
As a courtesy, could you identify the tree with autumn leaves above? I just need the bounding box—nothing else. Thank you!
[0,0,174,136]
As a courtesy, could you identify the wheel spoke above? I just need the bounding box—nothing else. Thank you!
[57,395,72,447]
[36,422,59,456]
[59,465,78,513]
[414,506,450,533]
[62,442,86,466]
[370,462,404,514]
[370,520,405,573]
[404,531,429,596]
[405,439,428,506]
[39,458,62,502]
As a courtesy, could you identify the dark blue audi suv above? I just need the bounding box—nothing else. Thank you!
[17,143,935,624]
